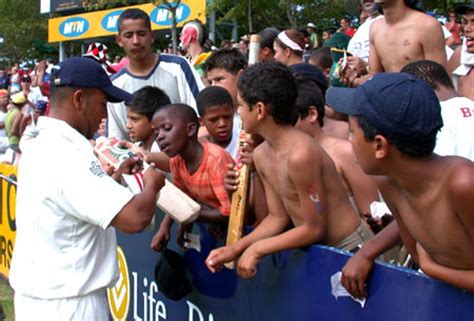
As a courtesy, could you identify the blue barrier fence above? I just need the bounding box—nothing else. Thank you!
[112,222,474,321]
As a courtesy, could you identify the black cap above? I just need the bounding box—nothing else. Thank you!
[52,57,132,103]
[290,63,328,94]
[455,2,474,14]
[154,249,192,301]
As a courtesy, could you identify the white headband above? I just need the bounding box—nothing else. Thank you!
[277,31,303,52]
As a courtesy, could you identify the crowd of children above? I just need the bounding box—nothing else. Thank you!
[6,2,474,313]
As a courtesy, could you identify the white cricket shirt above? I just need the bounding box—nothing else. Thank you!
[9,116,134,299]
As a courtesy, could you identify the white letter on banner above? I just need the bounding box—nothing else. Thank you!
[187,300,204,321]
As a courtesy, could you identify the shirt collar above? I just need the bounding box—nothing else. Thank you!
[36,116,93,153]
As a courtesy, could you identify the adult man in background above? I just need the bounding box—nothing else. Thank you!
[448,2,474,100]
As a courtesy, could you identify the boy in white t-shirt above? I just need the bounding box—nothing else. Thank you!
[401,59,474,160]
[196,86,237,159]
[121,86,172,171]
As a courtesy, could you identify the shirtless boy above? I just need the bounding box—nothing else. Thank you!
[342,0,447,86]
[294,78,379,215]
[205,62,365,278]
[369,0,446,72]
[326,72,474,297]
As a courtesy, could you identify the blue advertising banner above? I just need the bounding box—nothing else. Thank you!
[109,221,474,321]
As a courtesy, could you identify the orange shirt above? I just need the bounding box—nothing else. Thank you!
[170,141,235,216]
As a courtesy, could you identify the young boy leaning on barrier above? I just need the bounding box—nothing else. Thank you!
[326,72,474,298]
[205,62,369,279]
[150,104,235,251]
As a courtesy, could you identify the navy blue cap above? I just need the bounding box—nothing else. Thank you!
[290,63,328,95]
[52,57,132,103]
[325,72,443,141]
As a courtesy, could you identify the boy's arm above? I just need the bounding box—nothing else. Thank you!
[417,242,474,292]
[144,151,170,172]
[235,146,329,278]
[205,148,291,273]
[341,221,401,299]
[198,203,227,222]
[246,146,329,256]
[368,20,384,75]
[449,164,474,241]
[338,143,379,214]
[151,214,174,251]
[420,18,447,68]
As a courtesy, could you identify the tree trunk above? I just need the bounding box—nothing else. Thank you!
[153,0,180,54]
[286,0,297,29]
[248,0,253,34]
[170,6,178,54]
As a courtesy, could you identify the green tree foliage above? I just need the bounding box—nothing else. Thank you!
[208,0,458,42]
[209,0,346,36]
[0,0,50,65]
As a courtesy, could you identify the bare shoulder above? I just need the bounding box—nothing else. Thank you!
[253,141,271,173]
[370,16,385,32]
[325,136,352,155]
[288,134,323,165]
[374,176,400,195]
[253,141,269,160]
[413,11,440,29]
[445,158,474,197]
[370,17,385,38]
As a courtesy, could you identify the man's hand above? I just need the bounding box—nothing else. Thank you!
[205,245,241,273]
[341,251,374,300]
[112,156,142,181]
[237,245,262,279]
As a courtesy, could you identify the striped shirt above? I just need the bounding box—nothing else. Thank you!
[107,54,205,140]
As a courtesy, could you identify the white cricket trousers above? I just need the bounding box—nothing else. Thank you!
[14,289,109,321]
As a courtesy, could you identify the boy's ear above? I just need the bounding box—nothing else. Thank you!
[374,134,390,159]
[198,117,204,127]
[115,34,123,48]
[255,101,267,121]
[308,106,319,124]
[187,122,198,137]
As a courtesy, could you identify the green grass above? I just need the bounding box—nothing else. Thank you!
[0,276,14,321]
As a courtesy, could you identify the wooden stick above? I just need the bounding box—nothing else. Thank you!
[224,131,251,269]
[224,34,260,269]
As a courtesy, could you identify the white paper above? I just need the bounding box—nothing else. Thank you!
[184,232,201,252]
[330,272,366,308]
[369,201,392,219]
